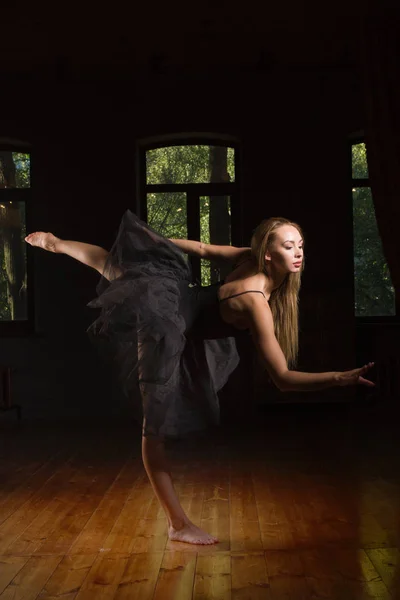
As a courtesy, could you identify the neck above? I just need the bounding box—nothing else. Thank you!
[263,269,287,297]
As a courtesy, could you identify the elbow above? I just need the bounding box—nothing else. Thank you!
[199,242,207,258]
[277,381,289,393]
[275,370,293,393]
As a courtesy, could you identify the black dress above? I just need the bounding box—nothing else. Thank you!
[87,210,247,439]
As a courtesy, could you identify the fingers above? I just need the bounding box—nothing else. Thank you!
[358,362,375,387]
[350,362,375,387]
[359,376,376,387]
[359,362,374,374]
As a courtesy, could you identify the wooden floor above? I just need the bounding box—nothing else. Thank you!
[0,400,399,599]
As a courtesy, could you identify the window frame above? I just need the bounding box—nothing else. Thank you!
[350,135,397,323]
[0,144,34,336]
[137,135,242,283]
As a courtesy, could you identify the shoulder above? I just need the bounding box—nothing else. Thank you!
[224,246,252,264]
[243,291,271,312]
[223,288,271,318]
[243,294,274,332]
[232,249,253,269]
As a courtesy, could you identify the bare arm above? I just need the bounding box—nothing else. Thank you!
[169,238,251,263]
[247,296,374,391]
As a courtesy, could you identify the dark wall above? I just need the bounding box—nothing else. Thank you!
[0,66,363,419]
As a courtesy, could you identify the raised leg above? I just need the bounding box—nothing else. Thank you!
[141,433,218,545]
[25,232,116,279]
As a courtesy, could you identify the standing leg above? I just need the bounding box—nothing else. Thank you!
[26,231,217,544]
[141,432,218,545]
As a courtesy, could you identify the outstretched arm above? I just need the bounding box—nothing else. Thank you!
[25,232,116,279]
[247,296,375,391]
[169,238,251,263]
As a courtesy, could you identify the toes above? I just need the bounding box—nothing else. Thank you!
[169,528,218,545]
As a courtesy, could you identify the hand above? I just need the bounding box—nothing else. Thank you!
[337,362,375,387]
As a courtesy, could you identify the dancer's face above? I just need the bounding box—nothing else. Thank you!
[265,225,304,273]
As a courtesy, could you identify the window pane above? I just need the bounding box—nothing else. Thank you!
[146,192,187,239]
[0,201,27,321]
[0,152,30,188]
[352,143,369,179]
[200,195,231,286]
[227,148,235,182]
[352,187,395,316]
[146,145,235,185]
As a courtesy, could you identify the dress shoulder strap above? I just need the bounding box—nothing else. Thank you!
[219,290,266,303]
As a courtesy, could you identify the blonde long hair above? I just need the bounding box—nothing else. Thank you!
[250,217,305,368]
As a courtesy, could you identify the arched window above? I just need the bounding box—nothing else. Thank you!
[0,140,32,333]
[137,135,241,285]
[351,137,395,317]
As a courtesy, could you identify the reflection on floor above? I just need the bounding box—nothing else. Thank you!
[0,400,399,599]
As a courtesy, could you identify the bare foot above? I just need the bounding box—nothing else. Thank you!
[168,521,218,545]
[25,232,60,253]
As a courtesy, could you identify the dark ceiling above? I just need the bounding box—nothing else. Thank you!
[0,1,390,76]
[0,0,376,73]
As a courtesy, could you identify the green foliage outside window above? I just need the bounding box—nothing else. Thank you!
[0,152,30,321]
[0,152,30,189]
[146,145,235,185]
[352,143,395,316]
[146,145,235,286]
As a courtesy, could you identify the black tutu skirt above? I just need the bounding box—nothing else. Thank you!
[87,210,244,439]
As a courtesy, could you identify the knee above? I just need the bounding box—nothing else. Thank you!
[142,433,165,449]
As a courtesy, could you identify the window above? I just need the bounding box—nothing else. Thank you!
[0,145,32,333]
[351,141,395,316]
[139,139,240,285]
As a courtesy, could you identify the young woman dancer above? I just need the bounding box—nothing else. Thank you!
[25,210,374,545]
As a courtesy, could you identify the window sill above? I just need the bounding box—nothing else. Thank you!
[0,322,38,337]
[355,316,399,326]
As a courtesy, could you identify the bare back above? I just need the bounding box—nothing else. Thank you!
[218,254,269,330]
